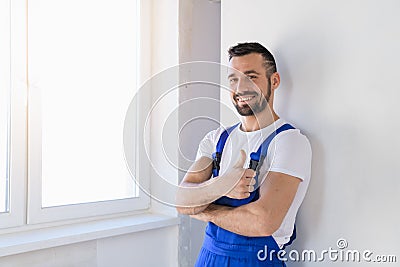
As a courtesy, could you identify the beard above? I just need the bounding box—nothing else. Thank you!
[234,96,268,116]
[233,83,271,116]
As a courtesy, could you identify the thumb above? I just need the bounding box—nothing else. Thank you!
[233,149,246,169]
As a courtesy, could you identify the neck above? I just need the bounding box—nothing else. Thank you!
[240,108,279,132]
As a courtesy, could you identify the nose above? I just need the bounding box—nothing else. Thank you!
[233,77,253,95]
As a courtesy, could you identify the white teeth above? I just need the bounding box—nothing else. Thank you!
[237,96,253,101]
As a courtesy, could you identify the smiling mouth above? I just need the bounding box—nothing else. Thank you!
[236,95,256,102]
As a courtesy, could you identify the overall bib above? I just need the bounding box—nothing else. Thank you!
[195,124,296,267]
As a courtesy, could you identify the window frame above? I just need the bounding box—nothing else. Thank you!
[0,0,27,229]
[0,0,152,228]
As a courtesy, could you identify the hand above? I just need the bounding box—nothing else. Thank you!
[223,150,256,199]
[176,150,254,209]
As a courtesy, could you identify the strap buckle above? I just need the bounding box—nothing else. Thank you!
[248,159,259,171]
[212,152,222,177]
[248,152,260,171]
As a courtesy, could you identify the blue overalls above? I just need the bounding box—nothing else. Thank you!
[195,123,296,267]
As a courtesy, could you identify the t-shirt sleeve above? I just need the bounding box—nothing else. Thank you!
[195,130,217,160]
[268,130,312,181]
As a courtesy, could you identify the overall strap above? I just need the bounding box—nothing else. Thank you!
[248,123,297,250]
[211,122,298,249]
[249,123,295,171]
[212,123,240,177]
[282,224,297,250]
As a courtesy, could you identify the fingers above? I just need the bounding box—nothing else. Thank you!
[237,170,256,187]
[226,177,257,199]
[236,176,256,192]
[233,149,247,169]
[243,169,256,178]
[248,185,255,193]
[243,177,256,192]
[224,150,259,199]
[238,192,251,199]
[248,177,256,186]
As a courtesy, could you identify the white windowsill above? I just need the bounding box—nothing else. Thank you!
[0,213,180,257]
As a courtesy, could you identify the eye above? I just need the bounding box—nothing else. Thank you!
[247,75,257,80]
[229,77,238,84]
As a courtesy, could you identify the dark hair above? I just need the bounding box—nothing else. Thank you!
[228,42,277,77]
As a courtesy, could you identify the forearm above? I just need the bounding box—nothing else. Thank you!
[176,156,228,214]
[192,203,278,237]
[176,203,209,215]
[189,171,301,236]
[176,179,225,215]
[176,170,245,213]
[176,153,247,215]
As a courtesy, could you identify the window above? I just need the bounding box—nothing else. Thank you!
[0,0,10,215]
[0,0,26,229]
[1,0,150,227]
[29,0,138,207]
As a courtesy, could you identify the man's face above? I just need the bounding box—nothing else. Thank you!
[228,53,271,116]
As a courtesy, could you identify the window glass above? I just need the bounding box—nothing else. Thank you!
[28,0,138,207]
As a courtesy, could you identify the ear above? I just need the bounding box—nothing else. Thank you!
[270,72,280,90]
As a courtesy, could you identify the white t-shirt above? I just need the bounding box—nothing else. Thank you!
[195,118,312,247]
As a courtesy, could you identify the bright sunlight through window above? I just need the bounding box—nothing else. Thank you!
[28,0,138,207]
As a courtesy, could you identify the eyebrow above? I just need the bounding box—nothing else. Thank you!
[227,70,261,78]
[243,70,261,75]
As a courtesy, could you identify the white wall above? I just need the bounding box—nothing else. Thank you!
[148,0,180,217]
[178,1,221,266]
[221,0,400,266]
[0,227,177,267]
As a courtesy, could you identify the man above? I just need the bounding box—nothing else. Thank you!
[176,42,312,266]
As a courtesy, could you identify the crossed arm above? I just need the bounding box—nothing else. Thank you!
[176,151,253,214]
[176,152,301,237]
